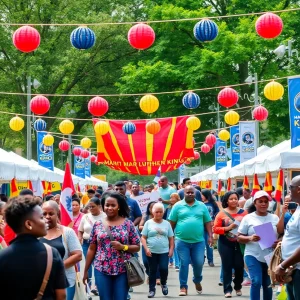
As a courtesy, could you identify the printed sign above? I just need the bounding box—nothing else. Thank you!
[215,138,227,170]
[133,191,160,214]
[230,125,240,167]
[239,121,257,163]
[37,131,54,171]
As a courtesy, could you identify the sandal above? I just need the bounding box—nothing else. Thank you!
[236,290,242,296]
[225,293,232,298]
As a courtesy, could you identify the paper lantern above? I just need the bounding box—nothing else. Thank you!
[81,137,92,149]
[218,87,239,108]
[90,155,97,163]
[146,120,161,135]
[194,151,200,160]
[122,122,136,135]
[205,134,217,146]
[186,116,201,131]
[88,96,109,117]
[59,140,70,152]
[253,106,268,121]
[140,94,159,114]
[9,116,24,131]
[182,92,200,109]
[128,23,155,50]
[264,81,284,101]
[94,121,109,135]
[72,147,82,156]
[13,26,40,53]
[193,19,218,42]
[80,150,90,159]
[43,134,54,146]
[59,119,74,135]
[33,118,47,131]
[201,143,210,154]
[224,110,240,126]
[185,159,191,165]
[30,95,50,115]
[218,129,230,141]
[255,13,283,39]
[70,26,95,50]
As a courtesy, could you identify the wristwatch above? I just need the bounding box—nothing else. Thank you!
[123,245,129,251]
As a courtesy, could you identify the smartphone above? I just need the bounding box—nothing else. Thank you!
[288,202,298,210]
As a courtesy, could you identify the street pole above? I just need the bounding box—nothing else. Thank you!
[68,134,72,171]
[26,76,32,160]
[254,73,260,148]
[217,103,220,130]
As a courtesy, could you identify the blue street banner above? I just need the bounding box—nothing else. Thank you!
[74,146,85,179]
[37,131,54,171]
[230,125,240,167]
[215,138,227,171]
[85,156,91,178]
[239,121,257,163]
[288,76,300,148]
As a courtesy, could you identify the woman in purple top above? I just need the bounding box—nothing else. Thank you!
[83,192,140,300]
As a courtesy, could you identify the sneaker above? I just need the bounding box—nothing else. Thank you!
[179,288,187,296]
[175,266,180,272]
[127,294,131,300]
[91,288,99,296]
[148,291,155,298]
[156,279,161,285]
[162,285,168,295]
[208,262,215,267]
[169,262,174,267]
[129,287,133,292]
[241,278,251,286]
[195,282,202,294]
[218,282,223,286]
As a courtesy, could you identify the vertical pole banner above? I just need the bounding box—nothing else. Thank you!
[74,146,85,179]
[179,164,185,184]
[37,131,54,171]
[230,125,240,167]
[239,121,257,163]
[215,138,227,171]
[85,156,91,178]
[288,76,300,148]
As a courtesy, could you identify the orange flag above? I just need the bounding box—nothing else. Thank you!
[264,172,273,196]
[217,180,222,195]
[243,176,249,189]
[10,178,18,197]
[274,170,283,202]
[47,182,52,195]
[27,180,33,191]
[227,178,231,191]
[251,174,260,196]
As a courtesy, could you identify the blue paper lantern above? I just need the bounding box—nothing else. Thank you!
[70,26,96,50]
[182,92,200,109]
[193,19,218,42]
[123,122,136,135]
[33,118,47,131]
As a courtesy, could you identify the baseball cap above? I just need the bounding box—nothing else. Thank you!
[253,190,272,202]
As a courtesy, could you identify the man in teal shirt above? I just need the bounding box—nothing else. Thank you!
[158,176,177,208]
[168,185,213,296]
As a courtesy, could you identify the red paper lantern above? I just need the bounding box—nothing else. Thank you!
[59,140,70,152]
[80,150,90,159]
[205,134,217,146]
[88,97,109,117]
[218,87,239,108]
[72,147,82,156]
[253,105,268,121]
[30,95,50,115]
[207,142,214,149]
[13,26,41,53]
[128,23,155,50]
[255,13,283,39]
[90,155,97,163]
[194,151,200,160]
[201,143,210,154]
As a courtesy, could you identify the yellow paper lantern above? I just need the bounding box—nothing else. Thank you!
[146,120,161,135]
[264,81,284,101]
[218,129,230,141]
[94,121,109,136]
[186,116,201,131]
[139,94,159,114]
[43,134,54,146]
[81,137,92,149]
[224,110,240,126]
[9,116,24,131]
[59,119,74,134]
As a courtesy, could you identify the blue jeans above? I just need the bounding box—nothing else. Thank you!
[169,248,180,268]
[82,240,93,288]
[245,255,272,300]
[94,269,129,300]
[176,239,205,289]
[66,284,75,300]
[204,230,214,263]
[286,269,300,300]
[147,253,169,291]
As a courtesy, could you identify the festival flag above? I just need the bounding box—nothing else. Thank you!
[47,182,52,194]
[251,174,260,196]
[274,170,283,202]
[243,176,249,189]
[264,172,273,196]
[217,180,222,195]
[227,178,231,191]
[27,180,33,191]
[153,168,161,183]
[60,162,75,226]
[10,178,18,197]
[205,180,212,189]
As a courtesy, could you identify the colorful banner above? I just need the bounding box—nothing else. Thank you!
[74,146,85,179]
[288,76,300,148]
[37,131,54,171]
[93,174,107,182]
[215,138,227,171]
[239,121,257,163]
[85,156,91,178]
[230,125,240,167]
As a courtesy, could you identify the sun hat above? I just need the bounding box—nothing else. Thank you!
[253,190,272,202]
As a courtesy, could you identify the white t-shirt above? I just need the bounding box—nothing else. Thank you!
[238,212,279,262]
[78,212,106,240]
[243,198,253,211]
[282,206,300,269]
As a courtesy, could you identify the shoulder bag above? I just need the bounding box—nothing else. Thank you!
[103,220,145,287]
[35,243,53,300]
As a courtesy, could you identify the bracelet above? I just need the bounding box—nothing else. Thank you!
[279,263,286,270]
[123,245,129,251]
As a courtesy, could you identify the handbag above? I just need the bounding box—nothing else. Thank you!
[103,220,145,287]
[73,266,89,300]
[35,243,53,300]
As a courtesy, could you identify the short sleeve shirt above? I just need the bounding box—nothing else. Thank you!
[168,199,212,243]
[159,186,177,208]
[126,197,142,222]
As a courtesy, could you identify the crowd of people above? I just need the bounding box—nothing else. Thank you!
[0,175,299,300]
